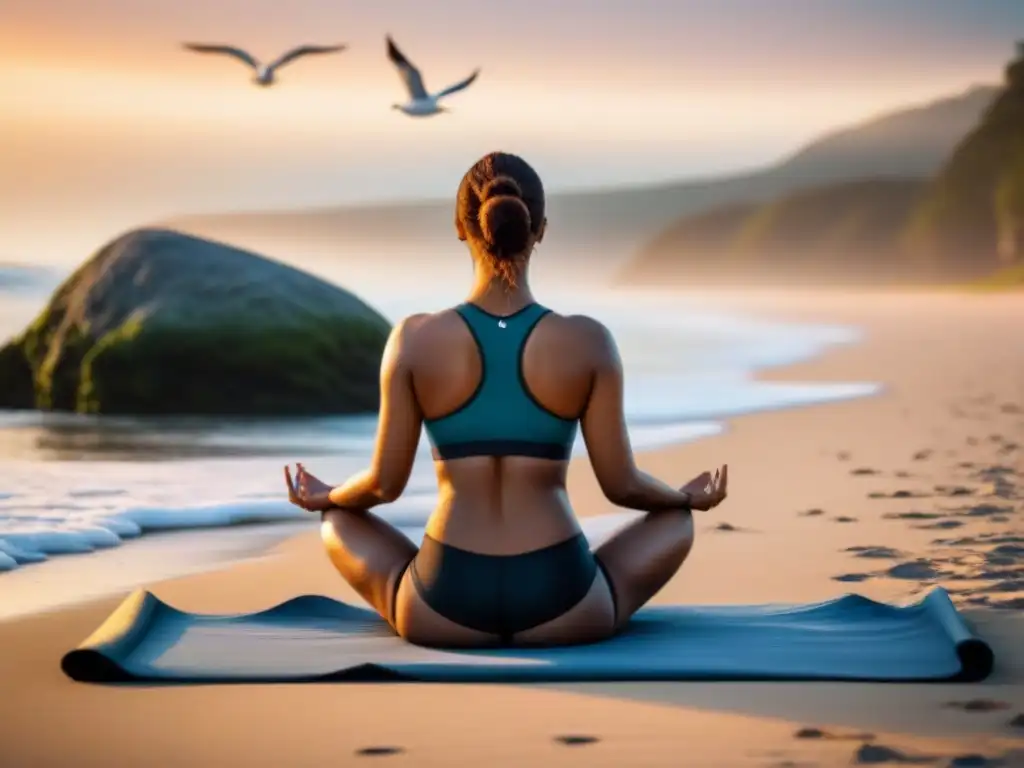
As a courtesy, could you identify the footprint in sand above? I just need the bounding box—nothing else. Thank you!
[1000,403,1022,414]
[913,450,933,461]
[916,520,964,530]
[833,573,873,583]
[932,536,979,546]
[988,578,1024,593]
[886,561,941,580]
[936,485,975,497]
[884,511,942,521]
[990,597,1024,609]
[838,451,852,461]
[943,699,1010,713]
[846,546,904,559]
[869,490,921,499]
[355,746,404,757]
[852,743,935,764]
[851,468,879,476]
[553,735,599,746]
[947,754,1018,767]
[958,504,1013,519]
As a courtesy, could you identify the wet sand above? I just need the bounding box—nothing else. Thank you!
[1,291,1022,767]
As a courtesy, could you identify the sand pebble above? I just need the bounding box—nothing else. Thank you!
[852,468,879,476]
[354,746,404,757]
[833,516,859,523]
[800,508,825,517]
[553,735,599,746]
[714,522,741,532]
[913,450,933,461]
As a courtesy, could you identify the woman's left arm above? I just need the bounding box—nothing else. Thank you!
[327,317,423,510]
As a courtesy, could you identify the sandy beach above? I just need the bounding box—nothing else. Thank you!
[1,291,1022,767]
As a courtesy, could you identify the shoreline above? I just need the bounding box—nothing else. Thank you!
[0,298,876,618]
[1,290,1022,767]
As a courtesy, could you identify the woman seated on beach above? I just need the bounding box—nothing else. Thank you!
[284,151,728,648]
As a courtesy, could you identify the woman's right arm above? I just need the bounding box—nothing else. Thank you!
[577,318,693,512]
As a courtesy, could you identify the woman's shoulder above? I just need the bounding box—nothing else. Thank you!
[387,308,471,359]
[543,310,616,347]
[531,310,620,368]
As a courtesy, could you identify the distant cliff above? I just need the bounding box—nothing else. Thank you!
[167,86,996,281]
[622,47,1023,287]
[620,179,928,286]
[902,51,1024,274]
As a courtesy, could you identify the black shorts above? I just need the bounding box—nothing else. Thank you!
[398,532,616,642]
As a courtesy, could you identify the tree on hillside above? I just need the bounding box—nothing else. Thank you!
[995,147,1024,264]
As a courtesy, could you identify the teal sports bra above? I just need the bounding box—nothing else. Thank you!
[423,302,578,461]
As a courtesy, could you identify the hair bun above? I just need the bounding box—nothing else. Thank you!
[482,176,522,201]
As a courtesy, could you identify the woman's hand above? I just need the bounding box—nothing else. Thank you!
[680,464,728,511]
[284,463,335,512]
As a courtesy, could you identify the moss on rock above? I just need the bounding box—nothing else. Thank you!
[0,338,34,408]
[0,228,391,415]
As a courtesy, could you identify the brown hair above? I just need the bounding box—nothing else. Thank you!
[456,152,545,284]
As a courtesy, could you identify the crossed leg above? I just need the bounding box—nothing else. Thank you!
[319,508,500,646]
[511,508,695,645]
[319,506,695,648]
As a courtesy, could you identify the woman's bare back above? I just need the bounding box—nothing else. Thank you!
[403,305,600,554]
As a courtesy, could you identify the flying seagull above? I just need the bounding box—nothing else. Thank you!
[386,35,479,117]
[182,43,347,87]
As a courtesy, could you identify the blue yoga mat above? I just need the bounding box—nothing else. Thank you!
[61,587,993,684]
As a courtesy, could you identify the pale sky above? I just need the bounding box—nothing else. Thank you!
[1,0,1022,263]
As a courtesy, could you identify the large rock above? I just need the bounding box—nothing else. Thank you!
[0,228,391,415]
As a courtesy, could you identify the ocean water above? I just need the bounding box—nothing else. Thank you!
[0,262,879,615]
